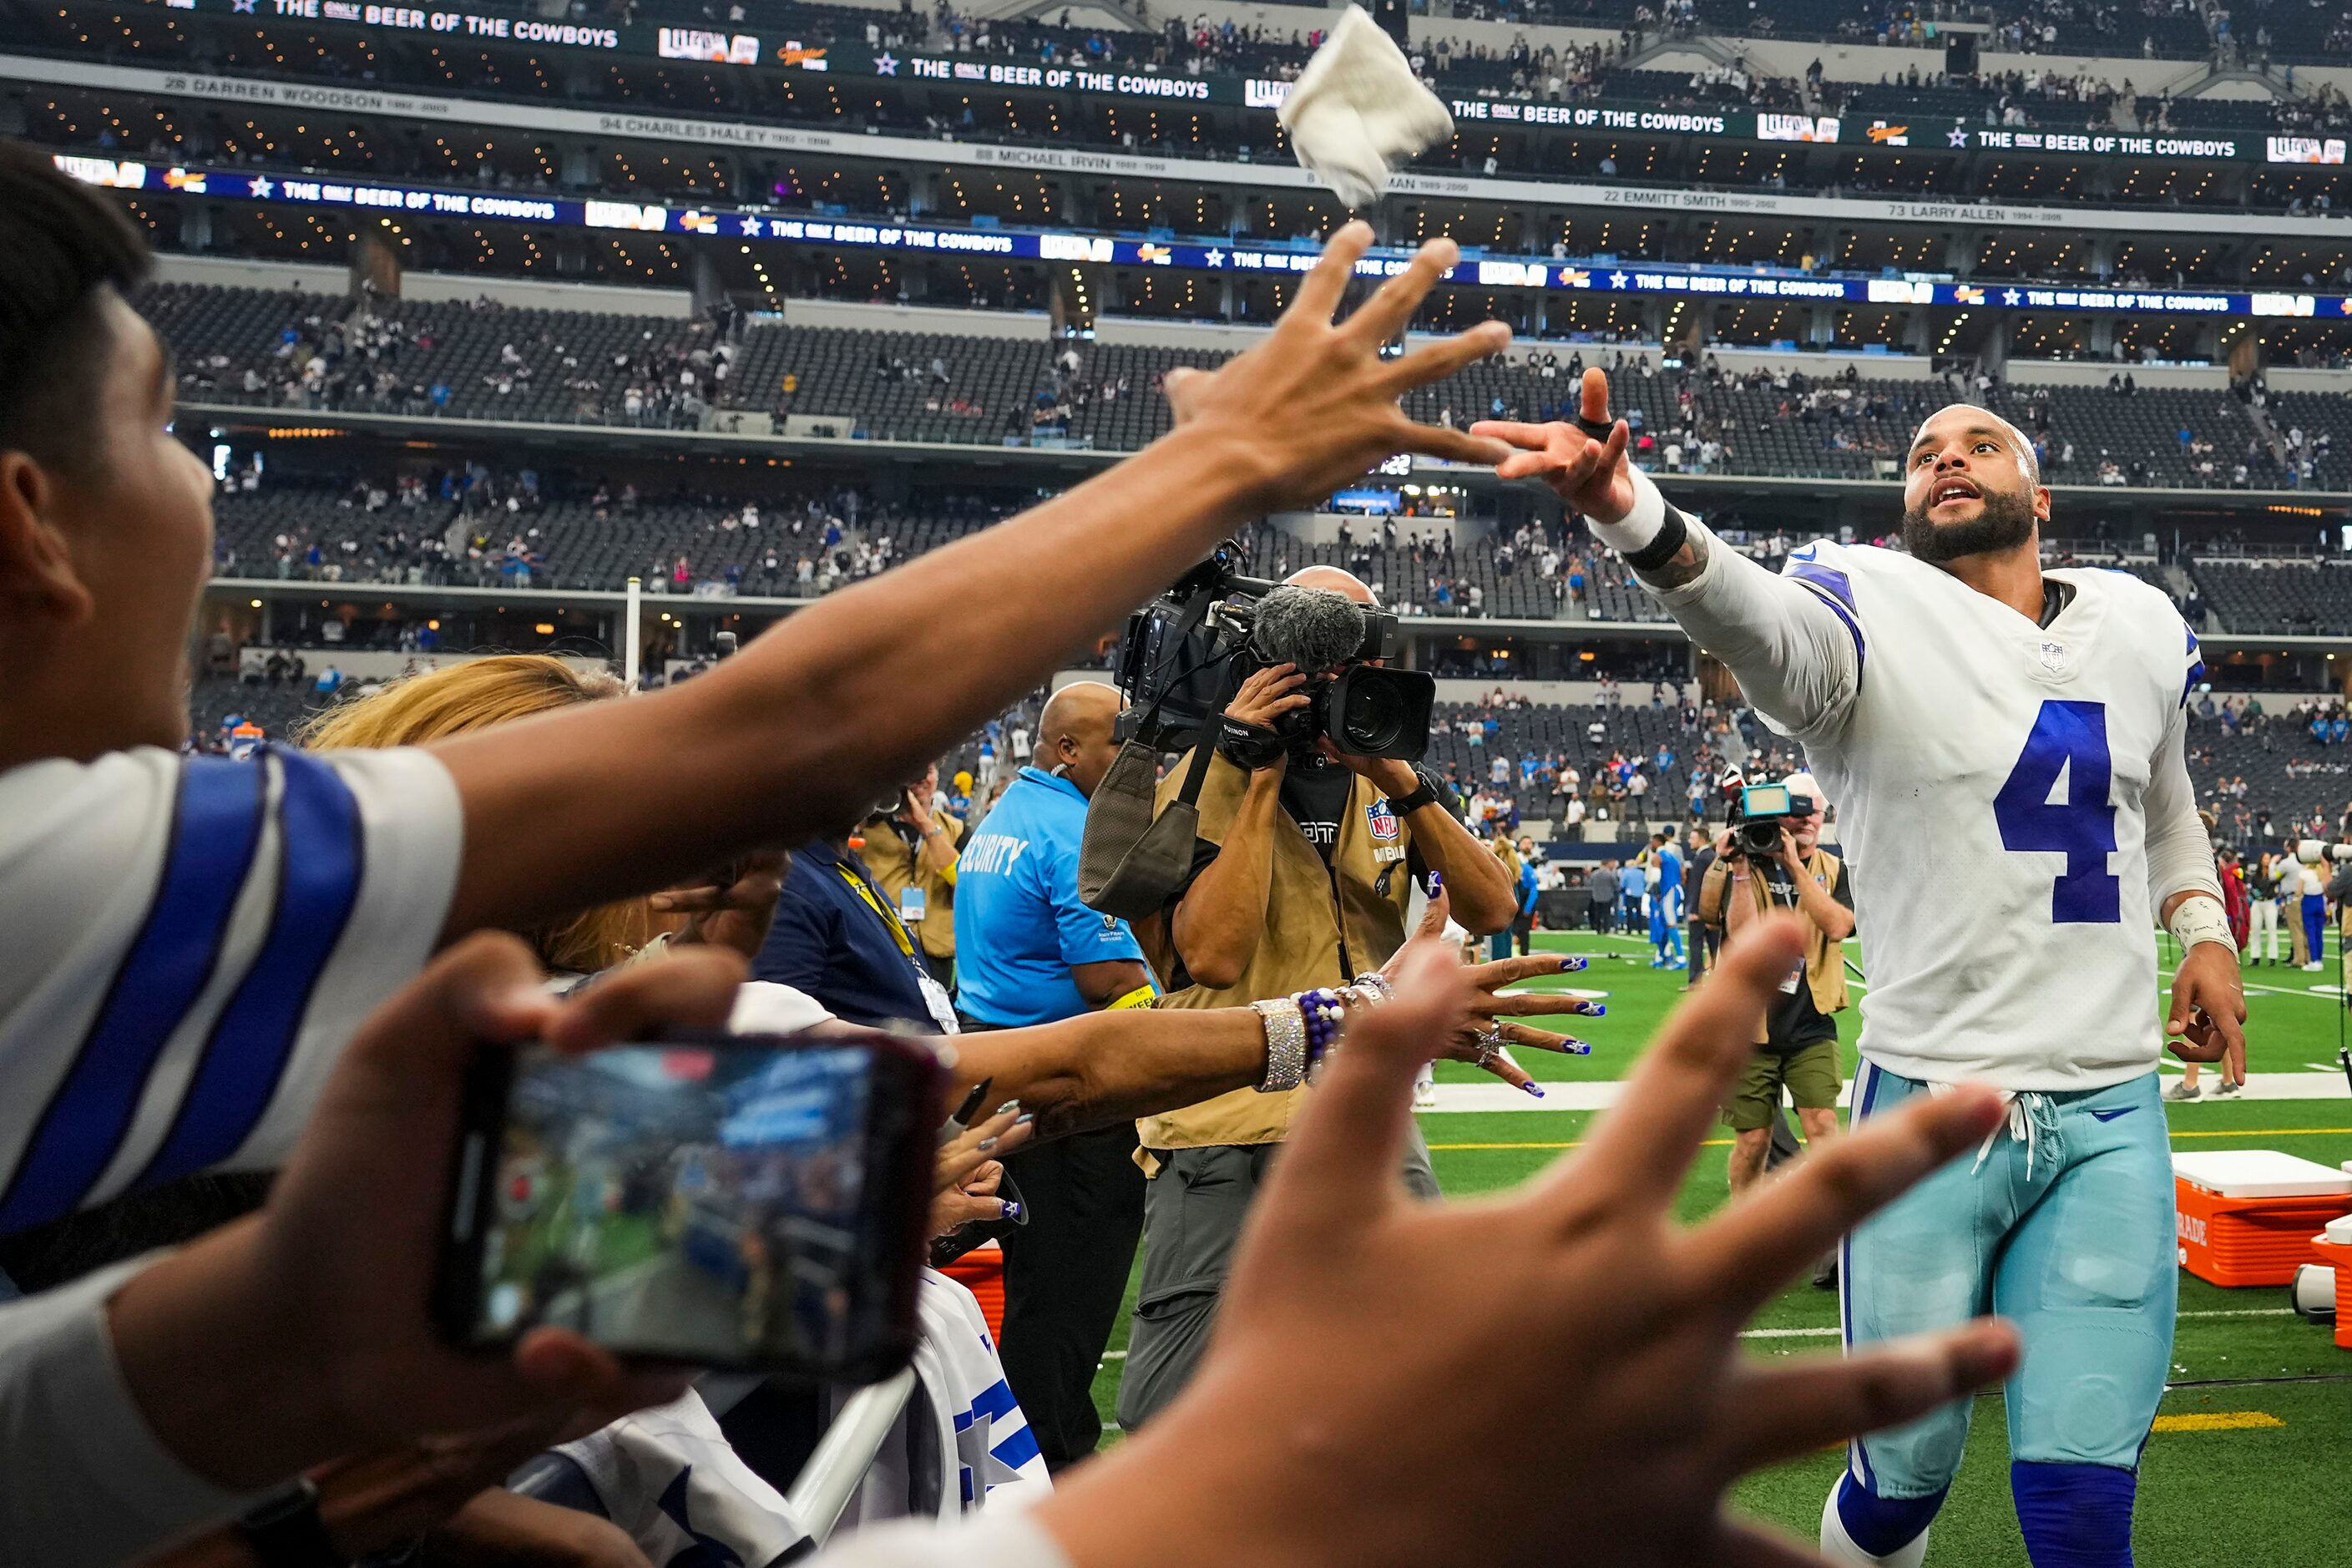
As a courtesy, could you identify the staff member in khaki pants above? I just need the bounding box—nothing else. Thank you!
[1115,568,1543,1434]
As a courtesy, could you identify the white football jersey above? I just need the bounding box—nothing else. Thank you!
[0,745,461,1233]
[1758,542,2205,1090]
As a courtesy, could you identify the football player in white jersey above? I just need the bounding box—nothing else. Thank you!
[1475,374,2247,1568]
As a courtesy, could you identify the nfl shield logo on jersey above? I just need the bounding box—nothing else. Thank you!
[1366,798,1401,842]
[2037,639,2070,675]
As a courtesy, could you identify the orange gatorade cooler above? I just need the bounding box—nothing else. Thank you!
[2172,1151,2352,1288]
[2308,1213,2352,1351]
[939,1239,1007,1341]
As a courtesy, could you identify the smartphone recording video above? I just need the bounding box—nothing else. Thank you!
[435,1030,943,1380]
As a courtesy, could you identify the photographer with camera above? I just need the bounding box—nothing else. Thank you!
[862,763,966,988]
[1110,567,1544,1433]
[1696,772,1854,1201]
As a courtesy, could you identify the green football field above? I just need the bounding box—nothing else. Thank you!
[1082,928,2352,1565]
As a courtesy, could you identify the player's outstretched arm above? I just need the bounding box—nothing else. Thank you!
[429,224,1516,942]
[1476,369,1860,741]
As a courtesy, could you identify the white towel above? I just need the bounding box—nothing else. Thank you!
[549,1388,810,1565]
[1277,6,1454,208]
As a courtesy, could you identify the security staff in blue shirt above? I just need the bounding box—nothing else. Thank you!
[954,680,1156,1470]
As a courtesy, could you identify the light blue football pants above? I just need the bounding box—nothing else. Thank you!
[1841,1062,2175,1499]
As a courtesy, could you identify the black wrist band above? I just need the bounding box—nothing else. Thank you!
[1390,781,1442,816]
[236,1479,346,1568]
[1216,716,1289,771]
[1620,503,1691,574]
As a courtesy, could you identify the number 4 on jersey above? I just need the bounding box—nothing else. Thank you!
[1994,700,2121,924]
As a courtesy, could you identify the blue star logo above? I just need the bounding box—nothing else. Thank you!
[232,0,255,10]
[739,215,763,235]
[1947,126,1968,148]
[1608,271,1629,288]
[2001,287,2021,305]
[1206,248,1224,266]
[249,175,274,198]
[874,52,898,74]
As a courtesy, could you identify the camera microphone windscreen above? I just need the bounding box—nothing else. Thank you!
[1251,585,1368,674]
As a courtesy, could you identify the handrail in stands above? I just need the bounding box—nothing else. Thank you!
[787,1367,920,1547]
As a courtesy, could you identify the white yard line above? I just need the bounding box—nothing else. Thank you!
[1105,1308,2299,1359]
[1420,1069,2349,1112]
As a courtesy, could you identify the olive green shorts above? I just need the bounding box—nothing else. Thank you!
[1726,1039,1841,1130]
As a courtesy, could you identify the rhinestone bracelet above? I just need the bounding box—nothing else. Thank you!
[1251,996,1308,1094]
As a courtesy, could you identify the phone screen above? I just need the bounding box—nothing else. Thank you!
[439,1035,934,1376]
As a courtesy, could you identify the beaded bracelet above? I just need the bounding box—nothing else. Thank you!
[1294,986,1347,1075]
[1251,996,1308,1093]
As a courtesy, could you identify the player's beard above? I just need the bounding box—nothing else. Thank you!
[1900,488,2039,563]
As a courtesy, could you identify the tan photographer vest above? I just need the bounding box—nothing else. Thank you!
[1699,848,1849,1045]
[862,808,964,962]
[1134,750,1419,1163]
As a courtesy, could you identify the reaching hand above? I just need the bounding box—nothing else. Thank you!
[1396,883,1599,1094]
[930,1160,1015,1238]
[2167,938,2249,1086]
[1161,222,1516,512]
[650,850,787,962]
[1473,367,1640,524]
[936,1100,1033,1195]
[1039,915,2021,1568]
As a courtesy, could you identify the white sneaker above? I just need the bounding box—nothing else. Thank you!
[2215,1077,2242,1097]
[2163,1080,2201,1102]
[2305,961,2327,972]
[1413,1073,1439,1110]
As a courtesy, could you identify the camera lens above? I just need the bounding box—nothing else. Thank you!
[1341,677,1410,755]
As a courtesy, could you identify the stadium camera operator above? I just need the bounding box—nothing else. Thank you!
[860,762,965,988]
[1095,562,1520,1431]
[1697,771,1853,1200]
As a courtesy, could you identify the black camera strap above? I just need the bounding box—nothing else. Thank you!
[1176,720,1219,803]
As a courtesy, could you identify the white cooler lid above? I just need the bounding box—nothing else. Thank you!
[2327,1214,2352,1245]
[2174,1150,2352,1198]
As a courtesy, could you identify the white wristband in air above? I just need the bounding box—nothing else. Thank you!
[2167,896,2237,955]
[1586,463,1671,559]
